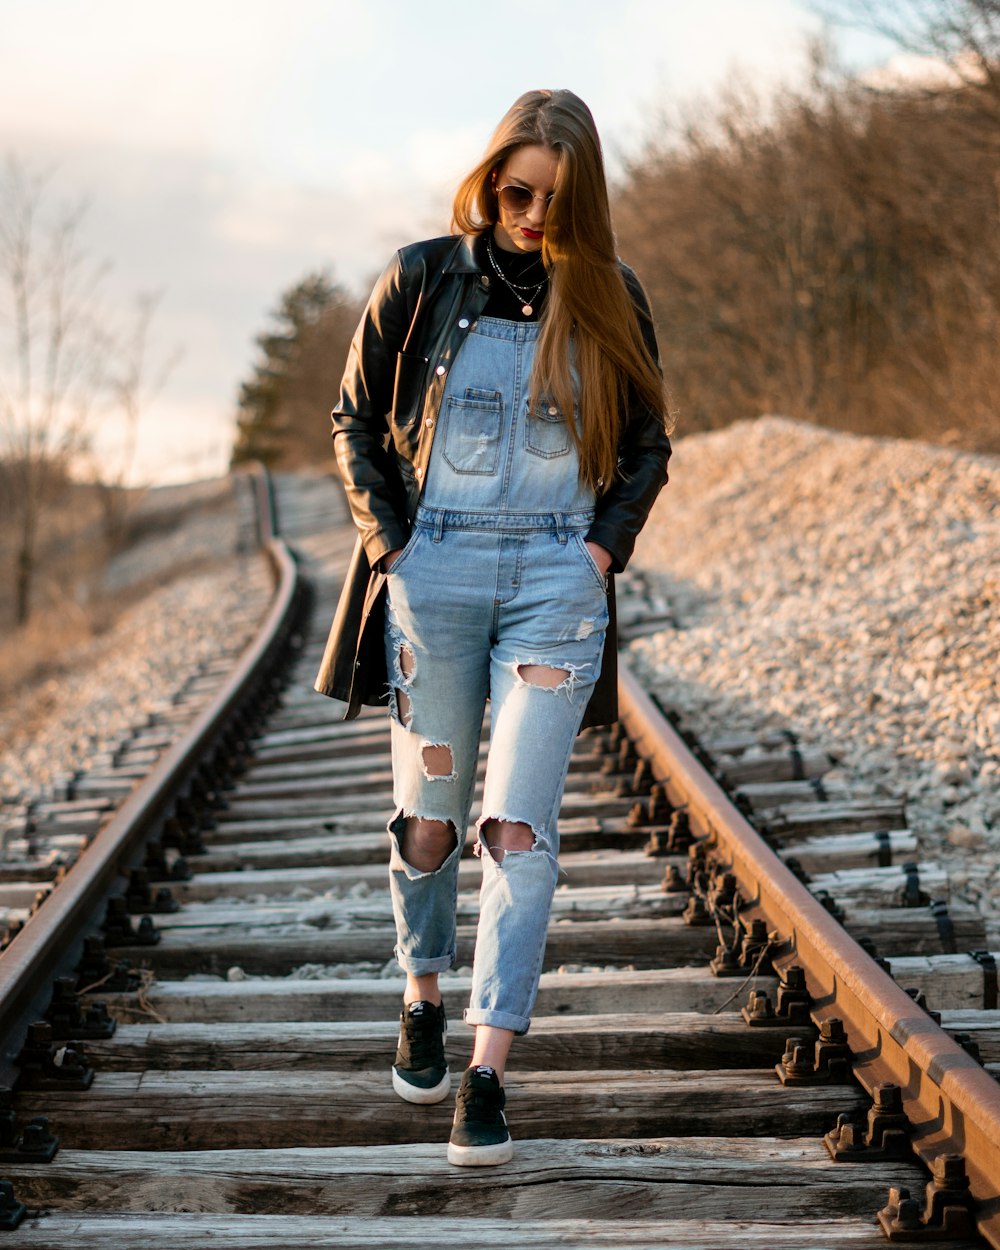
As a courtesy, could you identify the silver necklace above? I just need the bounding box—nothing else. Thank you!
[485,234,547,317]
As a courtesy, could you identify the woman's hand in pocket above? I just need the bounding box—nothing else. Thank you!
[585,542,613,576]
[379,549,404,574]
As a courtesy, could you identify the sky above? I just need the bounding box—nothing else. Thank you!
[0,0,899,485]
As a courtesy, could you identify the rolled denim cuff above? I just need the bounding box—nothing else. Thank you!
[463,1006,531,1036]
[393,946,456,976]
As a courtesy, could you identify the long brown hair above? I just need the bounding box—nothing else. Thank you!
[452,89,667,490]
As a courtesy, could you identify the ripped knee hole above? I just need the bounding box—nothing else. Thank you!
[478,818,541,863]
[516,663,569,689]
[398,815,458,873]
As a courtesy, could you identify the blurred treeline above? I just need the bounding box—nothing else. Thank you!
[231,274,364,470]
[233,1,1000,466]
[615,46,1000,450]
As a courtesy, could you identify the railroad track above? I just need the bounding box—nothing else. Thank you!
[0,469,996,1248]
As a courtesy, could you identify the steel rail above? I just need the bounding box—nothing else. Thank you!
[0,468,301,1089]
[618,660,1000,1248]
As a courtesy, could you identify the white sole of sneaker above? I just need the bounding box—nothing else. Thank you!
[446,1136,514,1166]
[391,1066,451,1105]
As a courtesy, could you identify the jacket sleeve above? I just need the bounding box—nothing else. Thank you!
[332,250,415,568]
[585,264,671,573]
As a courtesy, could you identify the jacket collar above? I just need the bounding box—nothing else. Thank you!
[443,233,484,275]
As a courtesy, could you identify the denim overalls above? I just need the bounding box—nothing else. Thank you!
[383,316,609,1034]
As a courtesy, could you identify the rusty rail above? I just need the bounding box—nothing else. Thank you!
[0,468,302,1088]
[618,661,1000,1247]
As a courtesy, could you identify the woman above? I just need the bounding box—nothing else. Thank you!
[314,89,671,1165]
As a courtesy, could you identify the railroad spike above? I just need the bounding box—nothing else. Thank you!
[776,1018,853,1085]
[125,867,180,915]
[660,864,686,894]
[0,1180,26,1231]
[161,811,206,857]
[75,935,140,993]
[948,1032,982,1063]
[904,987,942,1027]
[15,1021,94,1091]
[0,1095,56,1165]
[859,934,889,973]
[742,989,778,1026]
[45,977,116,1041]
[628,783,673,830]
[17,1117,60,1161]
[782,855,810,884]
[812,889,846,924]
[824,1083,912,1161]
[647,783,673,825]
[143,837,170,879]
[29,887,52,915]
[710,872,739,911]
[709,942,743,977]
[686,841,708,889]
[631,757,653,797]
[682,894,713,927]
[877,1154,976,1240]
[738,918,775,975]
[776,1036,816,1083]
[642,827,671,856]
[741,968,813,1028]
[101,896,160,947]
[666,810,693,854]
[618,737,639,773]
[169,854,193,882]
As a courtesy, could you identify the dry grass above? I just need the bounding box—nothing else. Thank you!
[614,55,1000,455]
[0,476,238,711]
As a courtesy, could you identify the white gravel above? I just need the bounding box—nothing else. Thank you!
[0,480,271,807]
[629,416,999,940]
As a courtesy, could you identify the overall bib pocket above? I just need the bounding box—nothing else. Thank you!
[524,398,573,459]
[442,388,503,474]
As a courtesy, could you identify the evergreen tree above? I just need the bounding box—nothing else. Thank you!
[231,272,360,468]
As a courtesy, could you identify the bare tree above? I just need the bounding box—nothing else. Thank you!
[613,35,1000,450]
[0,157,109,624]
[90,290,182,550]
[814,1,1000,105]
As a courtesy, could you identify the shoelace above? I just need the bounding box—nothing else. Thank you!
[456,1081,503,1123]
[401,1011,443,1068]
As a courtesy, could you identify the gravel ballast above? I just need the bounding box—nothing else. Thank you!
[0,478,270,806]
[629,416,999,940]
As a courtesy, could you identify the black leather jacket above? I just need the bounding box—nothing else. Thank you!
[314,232,671,727]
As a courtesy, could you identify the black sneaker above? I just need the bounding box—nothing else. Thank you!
[447,1064,514,1166]
[392,1000,450,1104]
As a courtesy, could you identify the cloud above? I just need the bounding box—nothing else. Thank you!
[860,50,979,91]
[0,0,890,485]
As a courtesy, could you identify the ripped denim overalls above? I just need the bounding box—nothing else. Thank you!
[383,315,609,1034]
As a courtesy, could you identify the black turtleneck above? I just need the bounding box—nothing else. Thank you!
[476,232,548,322]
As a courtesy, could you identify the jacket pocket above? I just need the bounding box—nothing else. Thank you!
[442,388,503,474]
[392,351,429,427]
[524,398,572,459]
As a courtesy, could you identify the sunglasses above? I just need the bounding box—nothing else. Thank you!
[495,184,555,214]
